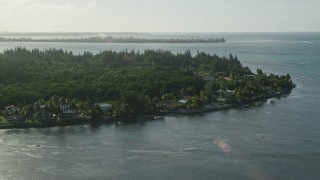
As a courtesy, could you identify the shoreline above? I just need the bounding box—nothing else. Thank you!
[0,37,226,44]
[0,89,292,130]
[166,89,292,116]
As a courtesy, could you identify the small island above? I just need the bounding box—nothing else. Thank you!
[0,48,295,129]
[0,36,226,43]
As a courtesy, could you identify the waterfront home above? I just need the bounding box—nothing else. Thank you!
[60,105,79,120]
[217,90,224,94]
[217,98,226,102]
[34,105,79,121]
[163,100,174,110]
[5,105,18,113]
[178,99,188,104]
[203,76,215,81]
[4,105,23,122]
[35,105,53,121]
[216,89,235,96]
[226,89,235,94]
[95,103,112,113]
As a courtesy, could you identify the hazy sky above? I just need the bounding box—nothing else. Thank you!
[1,0,320,32]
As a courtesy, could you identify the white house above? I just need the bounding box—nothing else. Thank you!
[217,98,226,102]
[178,99,188,104]
[95,103,112,113]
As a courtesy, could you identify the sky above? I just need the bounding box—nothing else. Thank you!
[0,0,320,32]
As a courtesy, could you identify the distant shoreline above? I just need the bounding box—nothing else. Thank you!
[0,36,226,44]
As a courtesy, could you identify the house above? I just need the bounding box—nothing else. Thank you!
[216,89,235,96]
[226,90,235,94]
[4,105,23,122]
[35,105,78,121]
[216,90,224,94]
[35,105,53,121]
[178,99,188,104]
[203,76,215,81]
[163,100,174,110]
[60,105,79,120]
[217,98,226,102]
[95,103,112,113]
[178,95,195,104]
[5,105,18,113]
[226,89,235,96]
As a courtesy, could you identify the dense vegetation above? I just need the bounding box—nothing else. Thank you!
[0,47,295,124]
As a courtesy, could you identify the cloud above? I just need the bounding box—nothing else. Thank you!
[27,1,97,13]
[0,0,25,9]
[0,0,98,13]
[81,1,97,13]
[27,3,55,10]
[268,0,320,10]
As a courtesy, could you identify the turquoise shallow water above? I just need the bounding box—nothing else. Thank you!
[0,33,320,179]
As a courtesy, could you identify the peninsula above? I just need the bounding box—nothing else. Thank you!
[0,48,295,128]
[0,36,226,43]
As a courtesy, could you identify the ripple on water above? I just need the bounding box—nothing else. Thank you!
[127,150,174,155]
[24,152,43,159]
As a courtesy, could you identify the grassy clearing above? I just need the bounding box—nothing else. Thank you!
[0,116,8,123]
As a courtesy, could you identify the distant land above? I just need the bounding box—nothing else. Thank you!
[0,36,225,44]
[0,32,149,36]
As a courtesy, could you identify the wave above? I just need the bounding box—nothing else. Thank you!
[24,152,43,159]
[181,147,202,152]
[301,41,313,44]
[297,62,311,65]
[261,40,282,42]
[28,144,73,149]
[127,149,174,155]
[127,147,205,154]
[229,40,283,44]
[257,40,313,44]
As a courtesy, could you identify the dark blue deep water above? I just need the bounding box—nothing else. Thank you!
[1,33,320,179]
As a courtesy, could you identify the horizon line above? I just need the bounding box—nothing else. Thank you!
[1,31,320,34]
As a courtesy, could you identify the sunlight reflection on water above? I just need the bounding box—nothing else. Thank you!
[214,137,231,153]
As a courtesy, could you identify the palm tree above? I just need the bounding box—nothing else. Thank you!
[47,97,62,121]
[18,105,34,123]
[69,98,78,114]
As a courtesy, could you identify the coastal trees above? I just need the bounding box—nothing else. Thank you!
[181,86,195,96]
[18,104,34,122]
[113,91,154,118]
[0,48,295,121]
[256,68,263,75]
[91,105,103,121]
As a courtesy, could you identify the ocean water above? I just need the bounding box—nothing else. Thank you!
[0,33,320,179]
